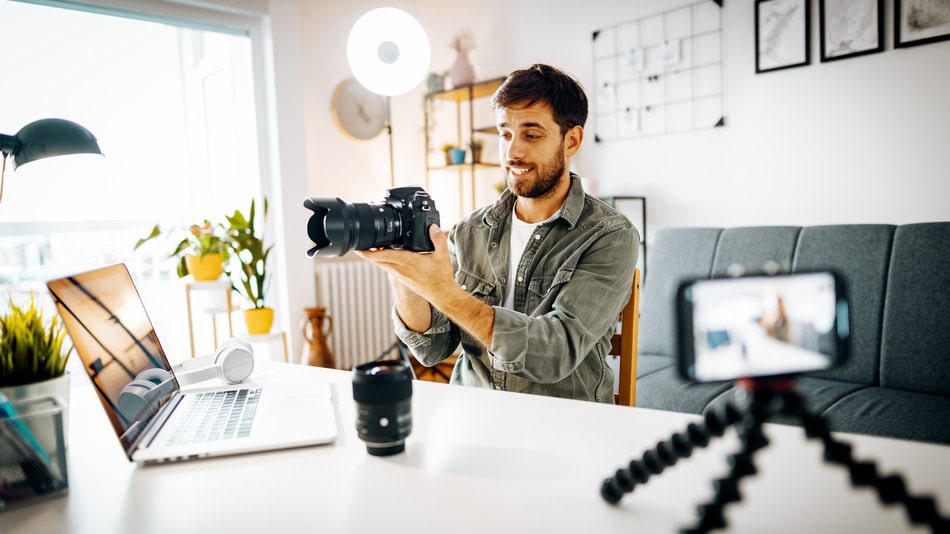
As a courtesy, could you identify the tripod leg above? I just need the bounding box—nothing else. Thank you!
[601,403,742,505]
[781,393,950,532]
[683,401,772,533]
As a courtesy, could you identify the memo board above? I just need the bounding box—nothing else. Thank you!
[592,0,724,142]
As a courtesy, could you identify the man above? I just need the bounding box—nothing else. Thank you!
[356,64,638,403]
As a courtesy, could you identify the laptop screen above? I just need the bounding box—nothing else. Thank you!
[47,264,181,456]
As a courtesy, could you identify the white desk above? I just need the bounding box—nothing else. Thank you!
[3,362,948,533]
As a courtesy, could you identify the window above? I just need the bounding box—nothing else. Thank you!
[0,0,265,363]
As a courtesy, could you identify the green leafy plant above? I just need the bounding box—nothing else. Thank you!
[134,220,230,278]
[225,198,273,309]
[441,143,457,153]
[0,294,72,387]
[469,138,483,150]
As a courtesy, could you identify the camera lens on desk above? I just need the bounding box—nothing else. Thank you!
[352,360,413,456]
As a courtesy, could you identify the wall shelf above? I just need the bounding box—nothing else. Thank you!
[424,77,505,216]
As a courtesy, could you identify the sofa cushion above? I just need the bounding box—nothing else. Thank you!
[822,387,950,444]
[638,228,722,360]
[635,365,732,414]
[710,226,801,276]
[703,377,865,427]
[792,225,895,385]
[880,223,950,397]
[636,354,675,379]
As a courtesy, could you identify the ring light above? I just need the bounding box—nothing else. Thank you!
[346,7,431,96]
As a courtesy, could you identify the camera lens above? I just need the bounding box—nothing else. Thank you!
[352,360,413,456]
[303,197,401,258]
[304,186,440,258]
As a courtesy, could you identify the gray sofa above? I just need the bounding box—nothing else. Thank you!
[634,223,950,444]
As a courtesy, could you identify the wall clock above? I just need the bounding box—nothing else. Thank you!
[331,78,387,140]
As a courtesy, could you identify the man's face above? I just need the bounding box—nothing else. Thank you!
[495,101,569,199]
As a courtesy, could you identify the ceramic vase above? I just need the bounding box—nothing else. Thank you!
[449,51,475,88]
[302,307,335,368]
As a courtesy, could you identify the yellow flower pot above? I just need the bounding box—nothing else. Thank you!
[244,307,274,335]
[185,253,224,281]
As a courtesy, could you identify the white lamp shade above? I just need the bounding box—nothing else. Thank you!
[346,8,431,96]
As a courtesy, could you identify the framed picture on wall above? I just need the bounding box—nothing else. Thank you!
[756,0,811,73]
[896,0,950,48]
[820,0,884,61]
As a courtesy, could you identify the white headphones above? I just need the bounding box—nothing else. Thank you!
[172,337,255,385]
[116,338,255,423]
[117,367,175,422]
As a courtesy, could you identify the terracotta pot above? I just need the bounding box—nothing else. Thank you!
[244,307,274,335]
[185,253,224,281]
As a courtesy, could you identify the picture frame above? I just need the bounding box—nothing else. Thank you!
[756,0,811,73]
[896,0,950,48]
[820,0,884,62]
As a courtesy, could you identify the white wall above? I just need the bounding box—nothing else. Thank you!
[289,0,949,242]
[191,0,949,358]
[570,0,950,235]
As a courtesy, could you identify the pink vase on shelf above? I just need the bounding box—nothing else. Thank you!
[449,51,476,88]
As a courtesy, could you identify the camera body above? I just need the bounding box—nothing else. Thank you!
[304,186,441,258]
[389,186,441,252]
[676,270,850,383]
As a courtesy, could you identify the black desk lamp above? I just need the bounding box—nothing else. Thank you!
[0,118,102,202]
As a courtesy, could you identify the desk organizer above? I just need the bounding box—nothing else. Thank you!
[0,395,68,510]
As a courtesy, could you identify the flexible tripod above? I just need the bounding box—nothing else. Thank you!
[600,378,949,533]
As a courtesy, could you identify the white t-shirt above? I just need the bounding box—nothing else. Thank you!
[502,208,558,309]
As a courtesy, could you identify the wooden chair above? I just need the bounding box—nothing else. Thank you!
[611,268,641,407]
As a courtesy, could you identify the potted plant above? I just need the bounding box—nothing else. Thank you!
[0,293,72,502]
[134,220,229,281]
[224,198,275,335]
[470,138,484,163]
[441,143,457,165]
[441,143,466,165]
[0,293,72,401]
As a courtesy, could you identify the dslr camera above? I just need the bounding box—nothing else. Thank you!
[304,186,441,258]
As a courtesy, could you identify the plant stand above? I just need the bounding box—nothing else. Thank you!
[236,332,288,363]
[184,280,234,359]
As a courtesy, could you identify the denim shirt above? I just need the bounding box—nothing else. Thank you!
[394,175,639,403]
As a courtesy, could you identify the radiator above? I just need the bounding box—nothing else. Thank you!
[313,258,395,369]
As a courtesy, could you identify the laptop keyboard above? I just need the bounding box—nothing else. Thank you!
[166,388,261,446]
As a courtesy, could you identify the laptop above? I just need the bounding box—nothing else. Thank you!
[46,263,337,464]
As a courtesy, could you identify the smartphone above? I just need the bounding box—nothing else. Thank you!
[676,271,850,382]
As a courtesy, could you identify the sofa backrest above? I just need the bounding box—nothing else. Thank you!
[880,223,950,397]
[792,225,895,385]
[638,228,721,358]
[711,226,800,276]
[638,223,945,394]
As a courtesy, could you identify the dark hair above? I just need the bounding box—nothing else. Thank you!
[491,64,588,136]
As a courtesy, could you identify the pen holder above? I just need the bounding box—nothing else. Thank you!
[0,396,69,511]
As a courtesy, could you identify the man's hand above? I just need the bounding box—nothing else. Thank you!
[355,226,494,346]
[355,225,455,303]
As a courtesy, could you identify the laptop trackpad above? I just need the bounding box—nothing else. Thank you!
[256,386,338,443]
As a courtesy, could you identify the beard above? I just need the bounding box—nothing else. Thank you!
[506,143,566,199]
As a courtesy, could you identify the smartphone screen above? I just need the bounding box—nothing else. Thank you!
[676,271,849,382]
